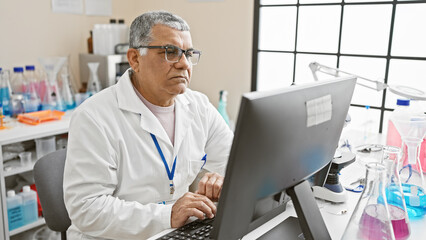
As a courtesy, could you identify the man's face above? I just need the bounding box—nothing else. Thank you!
[131,24,193,105]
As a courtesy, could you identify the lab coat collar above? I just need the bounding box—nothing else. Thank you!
[116,69,194,151]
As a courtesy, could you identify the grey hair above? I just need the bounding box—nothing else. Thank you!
[129,11,190,55]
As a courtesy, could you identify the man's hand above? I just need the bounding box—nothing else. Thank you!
[171,192,216,228]
[196,172,224,202]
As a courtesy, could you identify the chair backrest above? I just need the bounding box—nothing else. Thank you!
[34,149,71,238]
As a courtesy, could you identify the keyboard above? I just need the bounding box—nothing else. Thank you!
[156,217,214,240]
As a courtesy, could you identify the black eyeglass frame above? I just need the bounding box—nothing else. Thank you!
[133,45,202,65]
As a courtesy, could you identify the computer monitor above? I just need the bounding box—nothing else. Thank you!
[211,76,357,239]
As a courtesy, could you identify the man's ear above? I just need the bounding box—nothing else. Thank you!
[127,48,140,72]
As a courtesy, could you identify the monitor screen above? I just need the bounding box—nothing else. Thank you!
[211,76,356,239]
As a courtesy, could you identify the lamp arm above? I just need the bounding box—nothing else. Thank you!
[309,62,388,91]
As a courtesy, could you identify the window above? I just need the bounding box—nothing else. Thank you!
[252,0,426,133]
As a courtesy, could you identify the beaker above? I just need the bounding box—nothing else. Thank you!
[86,62,101,94]
[381,146,410,240]
[342,162,396,240]
[38,57,67,111]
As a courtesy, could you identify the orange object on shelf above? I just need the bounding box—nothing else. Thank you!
[17,110,65,125]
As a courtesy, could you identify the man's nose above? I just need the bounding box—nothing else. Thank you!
[175,54,191,69]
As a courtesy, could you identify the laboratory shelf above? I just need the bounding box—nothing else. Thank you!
[9,218,46,236]
[3,150,37,177]
[0,111,72,240]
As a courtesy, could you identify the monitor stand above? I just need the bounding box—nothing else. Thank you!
[259,180,331,240]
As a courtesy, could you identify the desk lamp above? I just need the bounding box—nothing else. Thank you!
[309,62,426,101]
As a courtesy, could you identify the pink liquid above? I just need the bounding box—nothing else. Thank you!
[360,204,410,240]
[387,120,426,173]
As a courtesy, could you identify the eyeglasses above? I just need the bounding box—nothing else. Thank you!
[134,45,202,65]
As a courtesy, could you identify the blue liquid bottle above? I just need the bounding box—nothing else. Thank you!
[6,190,24,230]
[19,185,38,224]
[0,70,12,116]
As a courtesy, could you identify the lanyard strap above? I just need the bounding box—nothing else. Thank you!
[150,133,177,182]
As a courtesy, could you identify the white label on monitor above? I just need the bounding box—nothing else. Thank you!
[306,95,332,127]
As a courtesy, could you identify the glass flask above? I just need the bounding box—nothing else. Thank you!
[342,162,395,240]
[380,146,410,240]
[392,113,426,219]
[86,62,101,95]
[60,73,75,110]
[0,70,12,116]
[38,57,67,111]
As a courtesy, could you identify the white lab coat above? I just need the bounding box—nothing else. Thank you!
[63,69,233,240]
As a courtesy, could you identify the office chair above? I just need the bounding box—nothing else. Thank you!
[34,149,71,240]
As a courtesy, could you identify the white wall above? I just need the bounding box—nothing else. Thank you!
[0,0,253,121]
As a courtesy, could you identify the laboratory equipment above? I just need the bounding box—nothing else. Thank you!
[35,136,56,159]
[218,90,230,126]
[10,94,25,117]
[38,57,67,111]
[79,53,129,89]
[11,67,27,94]
[381,146,411,239]
[312,152,356,203]
[19,151,32,166]
[60,73,75,110]
[86,62,101,94]
[309,62,426,101]
[342,162,396,240]
[0,69,12,116]
[23,65,41,112]
[6,190,24,230]
[392,114,426,189]
[19,185,38,225]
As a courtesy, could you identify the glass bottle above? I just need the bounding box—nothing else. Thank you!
[381,146,410,240]
[11,67,27,94]
[0,70,12,116]
[23,65,41,112]
[342,162,395,240]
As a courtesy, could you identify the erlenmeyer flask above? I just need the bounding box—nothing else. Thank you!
[381,146,410,240]
[38,57,67,111]
[61,73,75,110]
[86,62,101,95]
[342,162,395,240]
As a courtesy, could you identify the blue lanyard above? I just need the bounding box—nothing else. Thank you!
[150,133,177,194]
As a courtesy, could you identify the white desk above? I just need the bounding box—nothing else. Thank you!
[150,129,426,239]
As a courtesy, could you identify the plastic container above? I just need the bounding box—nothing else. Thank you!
[6,190,24,230]
[19,151,32,166]
[19,185,38,225]
[35,136,56,159]
[11,67,27,94]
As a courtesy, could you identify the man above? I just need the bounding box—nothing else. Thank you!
[63,11,233,239]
